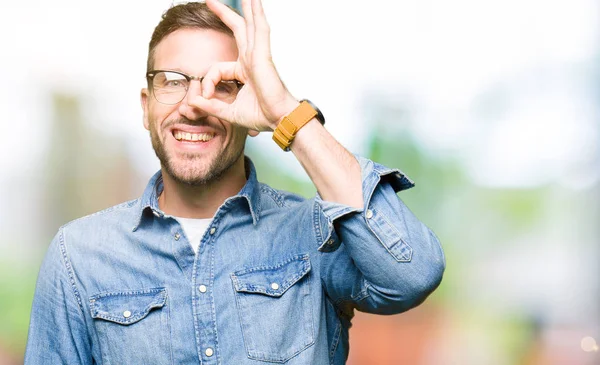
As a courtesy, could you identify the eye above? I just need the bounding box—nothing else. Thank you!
[165,80,183,87]
[215,81,237,94]
[155,71,188,89]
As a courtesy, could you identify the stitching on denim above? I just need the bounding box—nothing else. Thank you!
[230,276,254,360]
[190,239,202,360]
[327,207,361,223]
[233,254,309,275]
[240,280,316,363]
[57,228,86,316]
[89,288,166,299]
[378,211,413,262]
[231,255,311,297]
[366,213,398,261]
[329,315,342,365]
[313,200,324,247]
[231,288,315,363]
[244,269,316,362]
[306,275,316,355]
[233,268,310,296]
[89,289,167,324]
[367,208,412,262]
[364,170,380,214]
[244,194,260,224]
[221,194,260,225]
[259,184,286,208]
[208,234,222,365]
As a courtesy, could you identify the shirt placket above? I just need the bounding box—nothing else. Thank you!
[192,218,220,364]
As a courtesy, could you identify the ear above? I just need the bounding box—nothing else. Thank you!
[247,130,259,137]
[140,88,150,130]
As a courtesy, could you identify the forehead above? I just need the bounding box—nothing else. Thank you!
[153,28,238,74]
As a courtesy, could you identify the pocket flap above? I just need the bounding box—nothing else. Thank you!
[89,287,167,325]
[232,254,311,297]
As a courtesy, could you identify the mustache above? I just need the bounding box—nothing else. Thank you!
[162,117,212,130]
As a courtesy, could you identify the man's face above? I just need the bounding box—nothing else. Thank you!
[141,28,247,186]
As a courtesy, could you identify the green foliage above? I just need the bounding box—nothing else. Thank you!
[479,188,548,232]
[0,260,39,357]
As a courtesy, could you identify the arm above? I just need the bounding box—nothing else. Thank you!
[284,106,444,314]
[25,229,92,364]
[316,157,445,314]
[192,0,445,313]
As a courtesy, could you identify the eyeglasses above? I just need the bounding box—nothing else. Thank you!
[146,70,243,105]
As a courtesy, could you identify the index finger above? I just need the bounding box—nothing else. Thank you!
[206,0,248,52]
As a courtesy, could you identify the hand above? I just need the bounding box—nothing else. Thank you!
[190,0,299,133]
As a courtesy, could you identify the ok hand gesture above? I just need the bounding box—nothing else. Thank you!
[189,0,299,133]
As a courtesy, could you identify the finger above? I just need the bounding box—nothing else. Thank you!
[201,61,239,98]
[251,0,271,55]
[241,0,254,52]
[188,95,235,123]
[206,0,248,53]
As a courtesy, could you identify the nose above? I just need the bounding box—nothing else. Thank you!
[178,79,208,120]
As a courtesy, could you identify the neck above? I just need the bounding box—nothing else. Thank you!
[158,155,247,219]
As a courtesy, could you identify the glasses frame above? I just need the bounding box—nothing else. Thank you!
[146,69,243,105]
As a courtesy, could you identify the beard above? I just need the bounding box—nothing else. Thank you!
[149,117,246,186]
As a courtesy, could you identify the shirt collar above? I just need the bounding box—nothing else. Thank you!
[133,156,261,231]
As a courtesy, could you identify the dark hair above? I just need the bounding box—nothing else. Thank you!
[147,2,236,72]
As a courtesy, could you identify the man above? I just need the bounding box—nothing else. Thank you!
[25,0,445,364]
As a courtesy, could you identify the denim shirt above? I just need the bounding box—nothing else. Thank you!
[25,156,445,365]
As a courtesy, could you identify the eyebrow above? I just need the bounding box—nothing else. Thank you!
[155,67,187,74]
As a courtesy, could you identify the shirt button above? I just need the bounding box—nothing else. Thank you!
[198,285,207,293]
[366,209,373,219]
[123,310,132,318]
[209,227,216,235]
[270,283,279,290]
[174,233,181,240]
[152,210,161,217]
[327,238,335,245]
[205,348,214,357]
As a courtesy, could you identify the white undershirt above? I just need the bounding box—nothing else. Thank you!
[175,217,212,254]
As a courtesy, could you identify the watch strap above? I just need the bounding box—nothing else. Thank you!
[300,99,325,125]
[272,100,318,151]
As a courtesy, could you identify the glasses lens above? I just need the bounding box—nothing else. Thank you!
[152,71,189,104]
[214,80,241,103]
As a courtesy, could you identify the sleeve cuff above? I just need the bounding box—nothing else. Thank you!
[314,155,414,252]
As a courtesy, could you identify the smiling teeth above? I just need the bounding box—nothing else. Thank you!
[174,131,215,142]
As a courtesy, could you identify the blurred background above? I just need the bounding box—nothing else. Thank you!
[0,0,598,364]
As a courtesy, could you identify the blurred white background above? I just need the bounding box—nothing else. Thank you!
[0,0,598,364]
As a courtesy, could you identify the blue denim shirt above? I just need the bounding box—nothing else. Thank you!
[25,156,445,365]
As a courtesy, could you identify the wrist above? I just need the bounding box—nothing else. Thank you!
[272,100,322,151]
[270,98,300,131]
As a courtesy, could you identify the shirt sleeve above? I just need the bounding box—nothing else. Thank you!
[315,155,446,316]
[25,228,93,364]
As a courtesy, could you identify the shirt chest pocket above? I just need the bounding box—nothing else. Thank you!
[231,254,315,363]
[89,288,172,365]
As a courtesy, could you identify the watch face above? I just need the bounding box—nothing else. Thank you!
[301,99,325,125]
